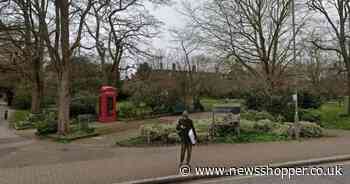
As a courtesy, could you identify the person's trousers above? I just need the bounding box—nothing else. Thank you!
[180,143,192,164]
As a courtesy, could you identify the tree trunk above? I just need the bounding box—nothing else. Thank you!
[31,58,43,114]
[115,69,121,88]
[57,70,70,135]
[31,82,41,114]
[57,0,71,135]
[101,58,109,85]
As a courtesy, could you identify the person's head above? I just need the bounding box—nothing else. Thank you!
[182,110,189,118]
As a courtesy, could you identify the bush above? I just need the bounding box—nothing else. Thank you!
[128,80,179,115]
[70,96,97,118]
[42,96,56,108]
[8,110,30,128]
[239,119,278,134]
[118,101,137,119]
[168,132,181,143]
[243,91,267,111]
[298,91,322,109]
[253,119,276,133]
[139,120,211,144]
[271,124,289,136]
[194,119,211,132]
[243,91,291,115]
[239,119,256,133]
[35,111,58,135]
[139,123,176,143]
[241,110,276,121]
[118,101,153,119]
[243,90,323,120]
[300,109,321,123]
[282,107,322,123]
[299,121,324,138]
[12,91,31,110]
[14,113,44,130]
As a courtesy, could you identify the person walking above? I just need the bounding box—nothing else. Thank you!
[176,111,197,166]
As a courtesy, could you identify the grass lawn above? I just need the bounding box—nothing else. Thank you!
[47,130,99,142]
[8,110,30,128]
[319,102,350,130]
[200,98,243,111]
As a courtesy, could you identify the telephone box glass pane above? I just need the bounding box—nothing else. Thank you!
[107,96,114,116]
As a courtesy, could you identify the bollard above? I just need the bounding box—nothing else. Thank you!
[4,110,8,120]
[345,96,349,115]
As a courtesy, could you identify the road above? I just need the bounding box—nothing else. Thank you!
[179,162,350,184]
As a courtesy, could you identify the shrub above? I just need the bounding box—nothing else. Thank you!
[299,121,324,138]
[241,110,276,121]
[194,119,211,132]
[42,96,56,109]
[298,91,322,109]
[173,102,186,114]
[118,102,137,119]
[139,124,176,143]
[14,113,44,130]
[239,119,278,134]
[8,110,30,128]
[215,125,237,137]
[118,101,153,119]
[193,98,205,112]
[243,91,266,111]
[282,107,322,123]
[300,109,321,123]
[139,120,210,144]
[243,90,323,120]
[12,91,31,110]
[253,119,276,133]
[35,111,58,135]
[128,80,179,115]
[14,120,33,130]
[70,96,97,118]
[280,103,296,122]
[271,124,289,136]
[239,119,256,133]
[168,132,181,143]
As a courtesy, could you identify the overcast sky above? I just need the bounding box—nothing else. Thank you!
[146,2,187,49]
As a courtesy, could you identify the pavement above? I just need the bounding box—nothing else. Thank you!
[0,104,35,152]
[1,104,350,183]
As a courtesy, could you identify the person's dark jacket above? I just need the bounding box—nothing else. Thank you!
[176,117,197,145]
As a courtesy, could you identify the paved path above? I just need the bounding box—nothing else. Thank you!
[0,105,34,152]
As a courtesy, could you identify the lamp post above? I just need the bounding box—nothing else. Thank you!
[292,0,300,139]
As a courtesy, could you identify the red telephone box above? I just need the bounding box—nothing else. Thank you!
[99,86,117,123]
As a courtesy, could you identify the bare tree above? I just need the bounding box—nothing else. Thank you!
[307,0,350,114]
[84,0,166,87]
[0,0,45,113]
[170,28,202,108]
[31,0,95,135]
[182,0,307,94]
[83,1,110,83]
